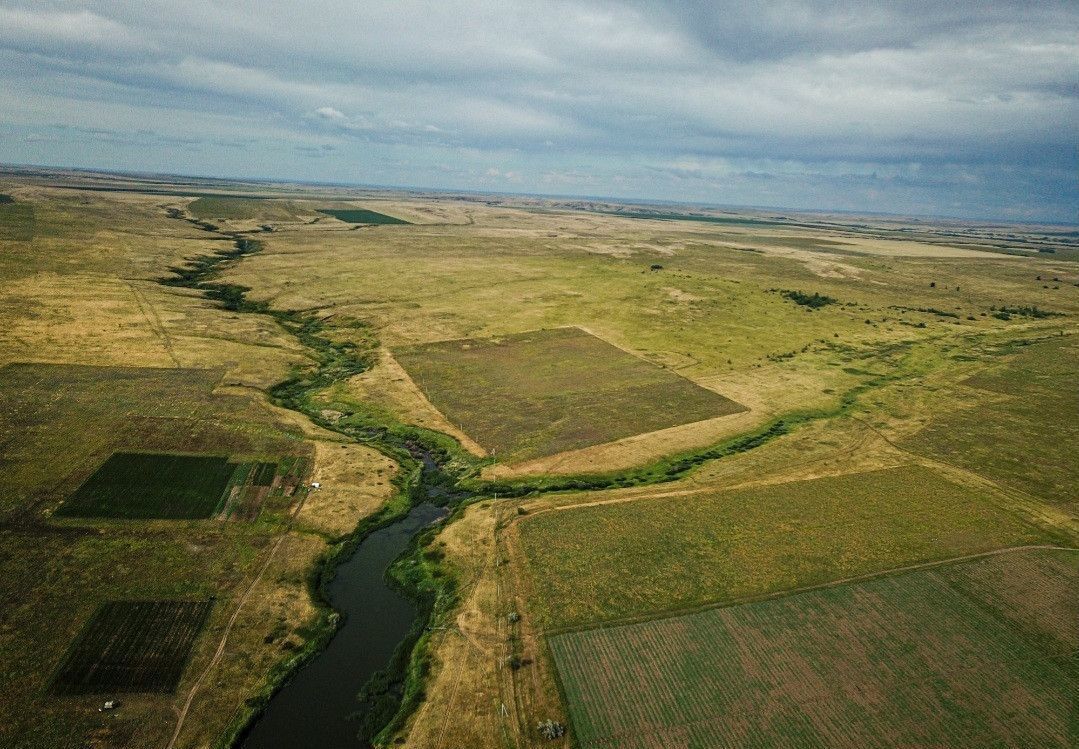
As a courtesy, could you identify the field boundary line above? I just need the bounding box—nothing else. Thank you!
[508,421,904,519]
[849,414,1079,535]
[500,409,758,478]
[519,486,713,517]
[512,457,1004,524]
[540,544,1079,637]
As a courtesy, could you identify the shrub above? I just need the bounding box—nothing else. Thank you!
[537,719,566,740]
[779,289,837,309]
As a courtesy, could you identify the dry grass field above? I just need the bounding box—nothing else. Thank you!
[0,175,396,749]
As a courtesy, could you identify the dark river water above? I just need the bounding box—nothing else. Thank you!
[240,502,447,749]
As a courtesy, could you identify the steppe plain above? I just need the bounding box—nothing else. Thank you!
[0,166,1076,749]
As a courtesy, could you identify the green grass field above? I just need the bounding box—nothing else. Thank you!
[249,461,279,486]
[318,208,409,224]
[56,453,239,519]
[906,336,1078,511]
[187,197,302,221]
[395,327,744,461]
[550,548,1079,749]
[518,465,1049,630]
[51,600,214,694]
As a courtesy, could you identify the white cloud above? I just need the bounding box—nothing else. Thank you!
[0,0,1074,219]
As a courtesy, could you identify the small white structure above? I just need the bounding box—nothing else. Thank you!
[99,700,117,712]
[310,481,321,490]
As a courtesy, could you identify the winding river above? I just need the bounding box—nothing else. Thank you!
[240,502,448,748]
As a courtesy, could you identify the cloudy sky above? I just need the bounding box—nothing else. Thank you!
[1,1,1076,221]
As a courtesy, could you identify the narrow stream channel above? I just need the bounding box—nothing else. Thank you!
[240,502,448,749]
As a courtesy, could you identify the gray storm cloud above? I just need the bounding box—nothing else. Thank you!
[0,0,1075,220]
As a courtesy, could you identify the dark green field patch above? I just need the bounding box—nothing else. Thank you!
[51,600,213,695]
[248,461,278,486]
[550,548,1079,749]
[318,208,409,225]
[56,453,238,519]
[395,327,745,462]
[0,200,34,242]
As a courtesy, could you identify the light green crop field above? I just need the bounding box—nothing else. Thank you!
[516,465,1051,630]
[905,335,1079,511]
[395,327,745,461]
[550,548,1079,749]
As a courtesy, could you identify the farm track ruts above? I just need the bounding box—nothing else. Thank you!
[166,458,310,747]
[127,281,182,368]
[166,530,292,749]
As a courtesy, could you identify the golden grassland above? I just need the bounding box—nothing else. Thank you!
[1,169,1077,749]
[219,190,1078,478]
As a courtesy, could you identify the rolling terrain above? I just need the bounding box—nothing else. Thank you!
[0,167,1075,749]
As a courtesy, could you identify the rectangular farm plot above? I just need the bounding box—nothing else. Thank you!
[220,456,308,521]
[517,465,1048,630]
[394,327,745,461]
[51,600,214,695]
[56,453,239,520]
[318,207,409,224]
[549,549,1079,749]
